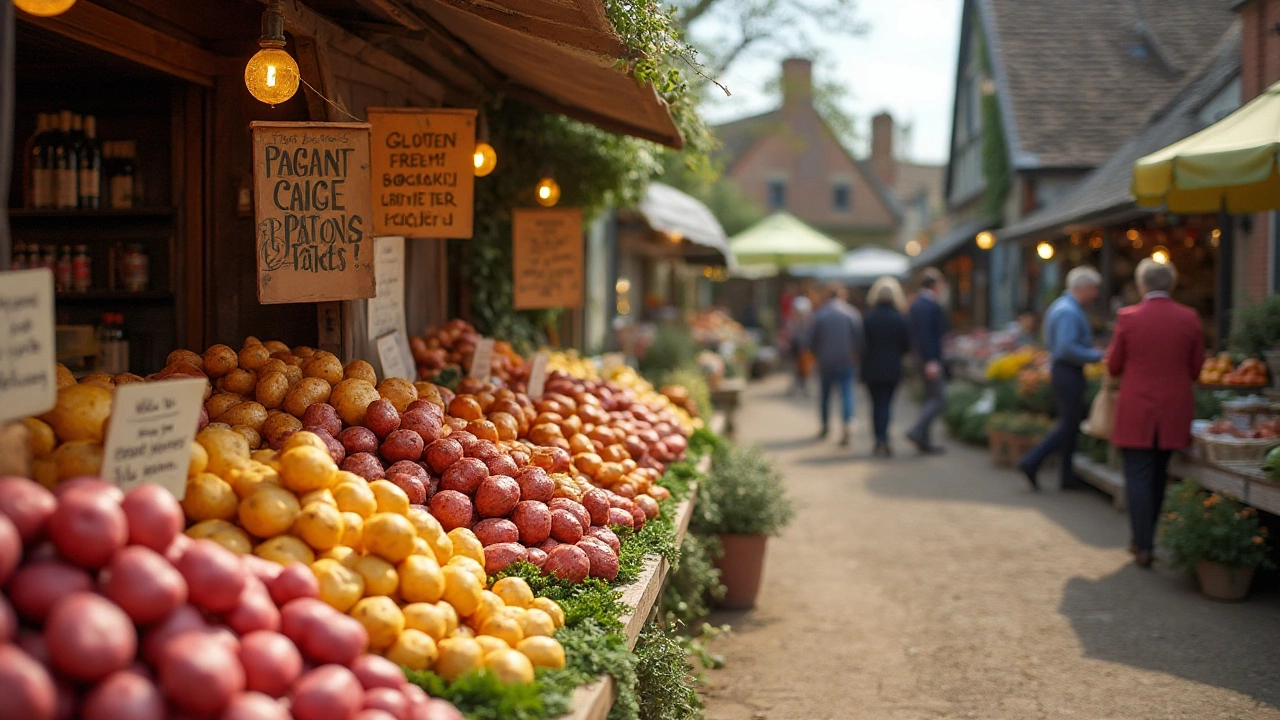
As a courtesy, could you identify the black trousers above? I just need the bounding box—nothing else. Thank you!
[1121,447,1172,552]
[1018,362,1086,486]
[867,381,898,443]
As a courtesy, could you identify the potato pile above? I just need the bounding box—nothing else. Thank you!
[0,474,465,720]
[410,320,525,384]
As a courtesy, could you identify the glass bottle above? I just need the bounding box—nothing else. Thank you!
[12,244,29,270]
[56,246,72,293]
[53,110,78,210]
[78,115,102,210]
[72,245,92,293]
[122,244,149,292]
[109,141,137,209]
[40,244,56,272]
[97,313,129,375]
[25,114,52,208]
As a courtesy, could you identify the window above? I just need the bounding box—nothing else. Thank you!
[767,180,787,210]
[832,182,851,212]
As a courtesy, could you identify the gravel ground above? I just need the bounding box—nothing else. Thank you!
[701,375,1280,720]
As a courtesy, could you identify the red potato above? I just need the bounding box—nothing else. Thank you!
[363,399,402,440]
[416,698,466,720]
[424,439,463,475]
[54,477,123,502]
[581,489,611,527]
[45,593,136,681]
[0,515,19,586]
[542,545,589,582]
[158,631,245,717]
[339,427,380,456]
[177,539,247,613]
[227,577,282,635]
[220,692,291,720]
[548,499,590,532]
[342,453,387,481]
[468,441,501,461]
[48,488,128,569]
[387,474,427,505]
[268,563,320,605]
[120,484,184,552]
[510,501,551,545]
[0,645,57,720]
[363,687,410,719]
[536,538,560,553]
[483,454,518,478]
[350,654,405,690]
[141,604,208,665]
[427,491,473,532]
[607,494,635,513]
[381,430,425,464]
[297,605,368,667]
[509,448,530,469]
[0,596,14,644]
[405,399,443,418]
[584,526,621,555]
[164,533,193,565]
[629,505,646,532]
[16,629,51,668]
[239,631,303,698]
[104,545,188,625]
[474,475,520,519]
[514,467,555,504]
[356,710,398,720]
[290,665,363,720]
[525,547,548,570]
[531,447,571,474]
[400,409,443,445]
[402,682,429,710]
[606,507,635,531]
[471,518,519,546]
[313,429,347,466]
[448,431,478,454]
[0,476,57,543]
[81,670,165,720]
[8,560,94,621]
[303,404,343,438]
[242,554,285,585]
[387,461,428,481]
[576,538,619,581]
[439,458,486,495]
[483,543,528,575]
[549,509,584,544]
[634,495,660,521]
[443,416,468,433]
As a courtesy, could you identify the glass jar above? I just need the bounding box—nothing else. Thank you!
[122,244,149,292]
[72,244,91,293]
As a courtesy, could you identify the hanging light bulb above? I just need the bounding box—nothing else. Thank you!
[245,0,300,106]
[904,240,921,257]
[1151,246,1170,264]
[535,169,561,207]
[975,231,995,250]
[473,112,497,177]
[13,0,76,16]
[1036,241,1055,260]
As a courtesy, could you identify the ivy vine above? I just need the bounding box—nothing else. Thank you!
[976,32,1010,220]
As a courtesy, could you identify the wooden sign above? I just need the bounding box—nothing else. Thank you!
[0,268,57,424]
[101,378,208,499]
[368,108,475,239]
[470,338,495,383]
[512,208,584,309]
[251,122,375,304]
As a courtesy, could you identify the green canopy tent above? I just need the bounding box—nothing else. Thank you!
[727,212,846,276]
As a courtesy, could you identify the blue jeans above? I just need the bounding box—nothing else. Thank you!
[819,366,855,433]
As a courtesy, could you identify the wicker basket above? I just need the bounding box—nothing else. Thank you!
[1194,434,1280,467]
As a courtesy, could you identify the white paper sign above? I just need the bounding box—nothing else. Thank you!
[526,351,550,399]
[367,236,407,339]
[0,268,57,423]
[470,338,495,383]
[101,378,208,499]
[376,331,415,382]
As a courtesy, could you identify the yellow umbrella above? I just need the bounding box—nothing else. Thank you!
[1133,80,1280,214]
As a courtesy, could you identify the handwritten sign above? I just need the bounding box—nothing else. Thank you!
[526,351,550,399]
[101,378,207,498]
[513,208,584,309]
[376,331,415,382]
[470,338,495,383]
[0,268,56,423]
[367,236,407,339]
[368,108,475,239]
[251,121,375,304]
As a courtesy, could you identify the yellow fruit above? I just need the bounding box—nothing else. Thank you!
[475,635,510,655]
[293,502,345,551]
[340,512,364,550]
[469,591,505,628]
[436,601,460,636]
[182,473,239,522]
[42,383,111,443]
[413,537,432,557]
[492,577,535,609]
[255,534,316,566]
[484,648,534,684]
[451,625,476,639]
[530,598,565,629]
[363,513,416,564]
[369,480,410,515]
[403,602,449,640]
[282,430,329,454]
[197,426,251,477]
[31,458,57,490]
[447,555,486,588]
[517,636,566,670]
[186,519,252,555]
[239,484,301,538]
[478,614,523,647]
[320,545,361,568]
[350,596,405,651]
[435,638,484,682]
[406,507,452,564]
[519,608,556,638]
[279,444,337,494]
[187,441,208,476]
[226,463,277,498]
[355,554,400,597]
[440,564,482,617]
[386,629,438,672]
[250,448,278,464]
[446,528,485,567]
[311,558,365,612]
[398,554,445,603]
[299,488,336,507]
[52,441,103,480]
[333,479,378,518]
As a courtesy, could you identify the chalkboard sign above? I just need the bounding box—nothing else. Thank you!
[368,108,476,239]
[251,122,376,304]
[512,208,584,310]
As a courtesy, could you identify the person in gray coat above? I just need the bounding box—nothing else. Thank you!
[809,282,865,446]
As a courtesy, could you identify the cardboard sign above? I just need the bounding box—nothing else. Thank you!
[0,268,57,423]
[512,208,584,309]
[367,236,407,339]
[252,122,375,304]
[526,351,550,399]
[100,378,208,499]
[368,108,475,239]
[470,338,495,383]
[376,331,415,382]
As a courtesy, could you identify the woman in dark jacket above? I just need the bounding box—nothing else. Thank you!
[862,276,912,456]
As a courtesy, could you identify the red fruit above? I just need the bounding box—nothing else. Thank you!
[54,477,123,502]
[630,505,646,532]
[634,495,660,521]
[239,631,303,698]
[268,563,320,605]
[514,467,555,504]
[303,404,342,438]
[439,458,486,495]
[120,484,184,552]
[483,543,528,574]
[424,439,464,475]
[176,539,247,614]
[0,515,18,587]
[381,430,425,464]
[448,431,478,454]
[48,489,128,569]
[363,687,410,718]
[45,593,136,681]
[104,546,188,625]
[339,427,380,456]
[0,477,57,543]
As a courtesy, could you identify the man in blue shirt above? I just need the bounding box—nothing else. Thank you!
[906,269,950,454]
[809,283,866,447]
[1017,266,1104,490]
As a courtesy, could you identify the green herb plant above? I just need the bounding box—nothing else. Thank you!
[1229,295,1280,357]
[692,444,793,537]
[1158,479,1274,572]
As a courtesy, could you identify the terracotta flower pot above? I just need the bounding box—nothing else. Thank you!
[987,430,1012,466]
[1194,560,1256,601]
[714,534,768,609]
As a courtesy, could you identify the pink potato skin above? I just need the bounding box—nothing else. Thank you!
[606,507,634,532]
[549,509,584,544]
[629,505,646,532]
[525,547,548,570]
[387,474,427,506]
[0,477,57,543]
[439,458,487,495]
[380,430,425,464]
[363,400,401,440]
[400,409,443,445]
[584,526,621,555]
[302,404,343,438]
[473,476,520,519]
[120,484,184,553]
[471,518,519,546]
[386,461,428,481]
[581,490,611,527]
[576,537,619,581]
[483,454,518,478]
[514,468,555,504]
[509,501,551,546]
[424,439,464,475]
[483,543,528,575]
[8,561,94,622]
[548,499,590,532]
[0,645,57,720]
[427,491,474,532]
[45,593,137,681]
[342,453,386,481]
[339,427,380,456]
[541,545,589,583]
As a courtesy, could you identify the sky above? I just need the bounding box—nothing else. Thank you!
[697,0,964,166]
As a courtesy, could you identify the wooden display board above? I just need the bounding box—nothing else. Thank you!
[368,108,475,239]
[512,208,584,309]
[251,122,376,304]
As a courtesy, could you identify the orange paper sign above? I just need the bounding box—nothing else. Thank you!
[512,208,584,310]
[368,108,476,239]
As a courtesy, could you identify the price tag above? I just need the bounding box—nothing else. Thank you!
[367,236,407,339]
[0,268,57,424]
[377,331,415,382]
[100,378,208,499]
[526,351,550,399]
[470,338,495,383]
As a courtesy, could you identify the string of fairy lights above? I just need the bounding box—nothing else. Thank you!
[11,0,563,206]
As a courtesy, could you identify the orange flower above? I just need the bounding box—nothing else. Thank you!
[1253,536,1264,545]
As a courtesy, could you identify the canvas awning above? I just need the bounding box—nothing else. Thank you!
[910,218,994,269]
[1133,79,1280,214]
[636,182,732,267]
[790,245,911,284]
[728,212,845,268]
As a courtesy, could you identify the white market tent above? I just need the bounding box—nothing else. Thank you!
[790,245,911,285]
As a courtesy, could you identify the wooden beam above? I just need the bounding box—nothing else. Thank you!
[409,0,626,59]
[342,19,429,41]
[504,84,683,149]
[294,36,336,121]
[348,0,427,31]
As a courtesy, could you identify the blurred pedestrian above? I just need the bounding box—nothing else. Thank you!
[809,282,865,446]
[1107,260,1203,568]
[862,277,911,457]
[786,295,814,397]
[1017,266,1103,491]
[906,269,949,454]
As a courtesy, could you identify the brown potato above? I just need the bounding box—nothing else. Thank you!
[52,439,104,480]
[80,372,115,389]
[24,417,56,458]
[330,378,380,427]
[242,335,263,347]
[414,383,445,410]
[262,412,303,446]
[303,351,344,385]
[344,360,378,385]
[238,343,271,371]
[377,378,418,413]
[54,363,77,388]
[205,392,246,421]
[232,424,263,450]
[203,344,239,377]
[259,358,290,377]
[220,401,269,432]
[42,383,112,442]
[112,373,145,386]
[282,363,304,386]
[222,368,258,396]
[255,371,290,409]
[263,340,290,355]
[292,345,317,358]
[167,349,204,369]
[283,377,333,419]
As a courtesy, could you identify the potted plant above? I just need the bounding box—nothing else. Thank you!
[1158,480,1273,601]
[692,444,794,609]
[986,412,1014,465]
[1228,295,1280,386]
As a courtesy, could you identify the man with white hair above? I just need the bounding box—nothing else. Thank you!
[1017,265,1104,491]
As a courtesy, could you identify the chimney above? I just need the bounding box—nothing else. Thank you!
[781,58,813,108]
[871,112,895,187]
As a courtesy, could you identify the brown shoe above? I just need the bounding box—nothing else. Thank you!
[1128,544,1138,556]
[1134,550,1153,568]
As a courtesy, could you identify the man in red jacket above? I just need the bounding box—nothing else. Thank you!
[1106,259,1203,568]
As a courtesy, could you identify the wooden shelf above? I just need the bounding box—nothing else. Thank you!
[8,207,176,219]
[1170,452,1280,515]
[56,290,173,302]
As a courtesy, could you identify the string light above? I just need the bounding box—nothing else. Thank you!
[1211,228,1222,248]
[535,171,561,207]
[1036,241,1055,260]
[667,231,684,244]
[473,112,497,177]
[904,240,921,256]
[1152,246,1170,264]
[975,231,995,250]
[245,0,300,105]
[13,0,76,15]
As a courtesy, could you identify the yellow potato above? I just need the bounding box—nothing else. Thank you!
[492,577,535,609]
[340,512,364,550]
[262,413,303,446]
[351,596,405,651]
[221,401,268,432]
[446,528,485,568]
[231,425,262,450]
[386,629,438,672]
[363,513,416,564]
[440,564,482,617]
[311,557,365,611]
[299,488,336,507]
[196,426,251,477]
[407,507,452,564]
[282,364,304,386]
[283,378,333,420]
[23,418,55,458]
[188,442,209,477]
[238,343,272,371]
[186,519,252,555]
[42,383,112,442]
[518,608,556,638]
[222,368,258,396]
[31,458,57,489]
[377,378,418,413]
[52,440,103,480]
[414,383,445,410]
[319,545,360,568]
[343,360,378,385]
[398,554,445,603]
[182,472,239,522]
[447,556,487,588]
[205,393,246,422]
[436,601,460,636]
[484,648,534,685]
[334,479,378,518]
[475,634,510,655]
[54,363,76,388]
[434,638,484,682]
[227,463,276,498]
[355,554,400,597]
[278,444,337,494]
[282,430,328,454]
[468,591,505,628]
[79,373,115,390]
[255,372,290,409]
[239,483,301,538]
[203,344,239,378]
[403,602,449,640]
[530,598,565,629]
[263,340,290,355]
[112,373,145,386]
[166,349,204,369]
[302,351,344,386]
[255,534,315,566]
[478,614,523,648]
[330,378,380,427]
[369,480,410,516]
[517,636,566,670]
[293,501,345,551]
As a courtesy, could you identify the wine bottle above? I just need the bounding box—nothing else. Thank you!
[109,140,136,209]
[77,115,101,209]
[29,114,54,208]
[53,110,78,210]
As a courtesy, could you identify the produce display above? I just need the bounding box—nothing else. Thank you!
[1199,353,1269,387]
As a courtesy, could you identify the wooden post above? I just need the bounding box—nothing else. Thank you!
[0,0,12,269]
[1099,227,1114,318]
[1216,211,1234,352]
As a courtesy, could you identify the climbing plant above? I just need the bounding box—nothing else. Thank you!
[976,31,1010,220]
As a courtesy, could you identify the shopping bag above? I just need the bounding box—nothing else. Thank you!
[1080,376,1118,439]
[797,351,815,378]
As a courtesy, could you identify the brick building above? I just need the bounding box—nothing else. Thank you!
[1236,0,1280,301]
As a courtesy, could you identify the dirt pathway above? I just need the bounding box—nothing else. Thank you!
[701,375,1280,720]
